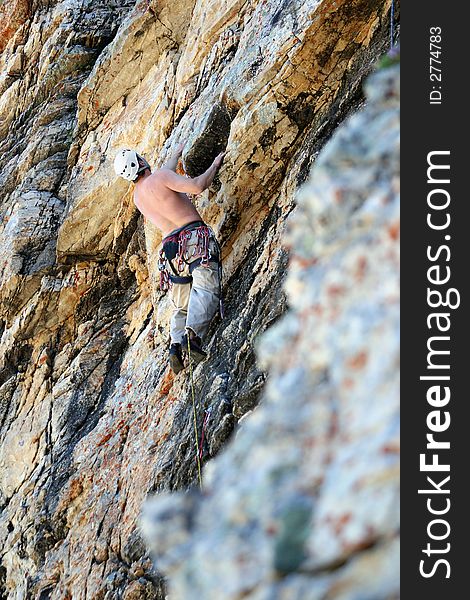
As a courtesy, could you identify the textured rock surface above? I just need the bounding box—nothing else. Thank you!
[0,0,397,598]
[143,64,400,600]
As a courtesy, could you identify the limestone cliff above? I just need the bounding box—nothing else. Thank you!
[0,1,398,598]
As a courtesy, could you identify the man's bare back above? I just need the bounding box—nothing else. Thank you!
[133,144,225,237]
[134,178,201,236]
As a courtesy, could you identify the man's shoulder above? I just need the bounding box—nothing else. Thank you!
[151,168,171,183]
[134,173,159,203]
[139,170,166,190]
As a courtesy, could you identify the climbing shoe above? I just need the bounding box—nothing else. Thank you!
[169,343,185,374]
[182,333,207,364]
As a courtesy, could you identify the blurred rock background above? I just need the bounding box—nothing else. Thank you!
[0,1,399,598]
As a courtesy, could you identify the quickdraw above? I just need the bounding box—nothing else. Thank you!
[158,248,171,291]
[178,229,193,271]
[196,226,211,266]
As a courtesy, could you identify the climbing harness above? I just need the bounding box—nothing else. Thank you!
[158,220,218,290]
[187,334,203,488]
[158,220,224,317]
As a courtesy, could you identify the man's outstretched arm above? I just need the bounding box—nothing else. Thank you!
[158,149,226,194]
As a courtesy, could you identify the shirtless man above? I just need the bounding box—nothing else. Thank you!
[114,144,225,373]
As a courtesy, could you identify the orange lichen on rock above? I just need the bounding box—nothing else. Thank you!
[0,1,31,53]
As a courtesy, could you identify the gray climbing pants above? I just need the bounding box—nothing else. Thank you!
[168,230,220,344]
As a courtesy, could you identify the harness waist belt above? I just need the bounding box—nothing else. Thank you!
[169,274,193,285]
[162,220,205,243]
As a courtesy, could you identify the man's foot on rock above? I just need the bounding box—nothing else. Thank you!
[183,333,207,364]
[169,343,185,374]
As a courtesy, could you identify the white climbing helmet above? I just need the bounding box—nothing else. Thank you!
[114,149,149,181]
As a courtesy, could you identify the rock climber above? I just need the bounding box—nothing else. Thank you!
[114,144,225,374]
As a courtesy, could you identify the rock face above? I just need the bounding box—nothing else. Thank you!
[143,64,400,600]
[0,1,398,599]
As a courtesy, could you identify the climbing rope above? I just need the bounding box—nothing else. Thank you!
[187,335,203,489]
[390,0,395,49]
